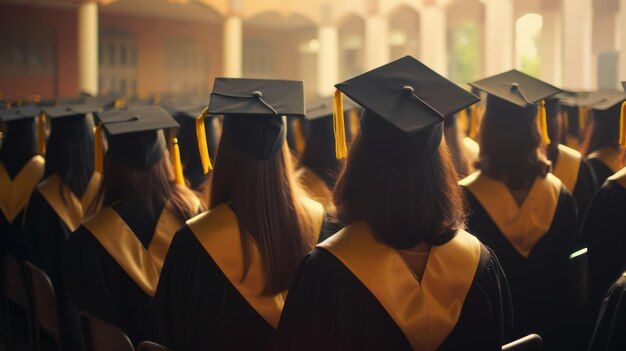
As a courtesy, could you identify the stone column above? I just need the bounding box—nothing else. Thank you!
[562,0,593,89]
[223,0,243,77]
[482,0,514,76]
[419,6,448,75]
[78,1,99,96]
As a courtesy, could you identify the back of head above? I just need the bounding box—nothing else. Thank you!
[0,118,37,177]
[477,95,550,189]
[334,122,465,249]
[299,116,341,187]
[582,104,621,155]
[45,115,95,197]
[210,114,317,295]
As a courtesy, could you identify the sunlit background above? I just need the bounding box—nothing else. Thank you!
[0,0,624,100]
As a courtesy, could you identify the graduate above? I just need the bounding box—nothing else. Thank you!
[579,90,626,187]
[23,103,101,351]
[0,105,45,259]
[581,82,626,338]
[65,106,201,346]
[275,56,513,351]
[557,91,591,151]
[165,103,220,202]
[154,78,327,351]
[296,96,357,208]
[587,271,626,351]
[544,97,598,221]
[462,70,581,350]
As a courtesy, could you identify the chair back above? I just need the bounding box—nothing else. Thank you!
[137,341,171,351]
[502,334,543,351]
[80,312,134,351]
[24,261,61,348]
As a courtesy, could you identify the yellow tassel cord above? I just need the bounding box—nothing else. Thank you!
[578,106,587,135]
[458,108,468,134]
[196,107,213,174]
[170,138,185,185]
[348,108,360,138]
[292,118,306,155]
[619,102,626,148]
[94,124,104,174]
[333,89,348,160]
[537,100,551,145]
[37,112,47,155]
[468,104,479,140]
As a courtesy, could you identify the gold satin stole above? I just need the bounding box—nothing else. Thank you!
[0,156,45,223]
[552,144,582,192]
[319,222,481,351]
[588,147,624,174]
[188,198,324,329]
[295,167,333,209]
[37,173,102,231]
[460,171,561,257]
[83,202,186,297]
[607,167,626,189]
[463,136,480,162]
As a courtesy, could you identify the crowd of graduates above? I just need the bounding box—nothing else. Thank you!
[0,55,625,351]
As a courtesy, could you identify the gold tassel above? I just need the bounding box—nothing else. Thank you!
[94,123,104,174]
[619,102,626,148]
[292,118,306,154]
[537,100,551,145]
[469,104,478,140]
[37,112,46,155]
[196,107,213,174]
[349,108,360,138]
[333,89,348,159]
[171,137,185,185]
[578,106,587,134]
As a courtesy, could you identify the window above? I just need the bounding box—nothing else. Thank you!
[99,27,138,96]
[164,37,208,95]
[243,39,275,77]
[0,25,55,77]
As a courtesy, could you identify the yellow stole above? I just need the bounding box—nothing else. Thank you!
[319,222,481,351]
[37,173,102,232]
[462,136,480,161]
[588,147,624,174]
[552,144,581,192]
[83,203,186,297]
[0,156,45,223]
[460,171,561,257]
[295,167,333,209]
[607,167,626,189]
[188,198,324,329]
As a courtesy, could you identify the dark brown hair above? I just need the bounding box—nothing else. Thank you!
[210,136,318,295]
[581,105,621,156]
[443,117,472,178]
[94,153,199,221]
[476,96,550,190]
[333,132,466,249]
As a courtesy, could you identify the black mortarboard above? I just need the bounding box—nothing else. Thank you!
[334,55,479,169]
[43,104,99,119]
[98,106,179,169]
[306,96,358,121]
[0,106,41,122]
[205,78,304,163]
[468,70,562,108]
[577,90,626,111]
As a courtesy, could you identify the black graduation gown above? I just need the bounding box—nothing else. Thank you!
[0,156,45,259]
[65,199,191,346]
[587,147,623,188]
[461,172,579,351]
[551,145,598,220]
[587,272,626,351]
[588,158,616,189]
[154,200,326,351]
[274,224,513,351]
[582,168,626,327]
[23,173,101,351]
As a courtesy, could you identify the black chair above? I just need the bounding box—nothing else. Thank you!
[502,334,543,351]
[23,261,61,351]
[1,256,35,351]
[137,341,171,351]
[80,312,134,351]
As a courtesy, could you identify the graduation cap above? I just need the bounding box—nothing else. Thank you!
[0,106,47,155]
[578,90,626,147]
[197,78,305,172]
[96,106,184,183]
[333,55,479,169]
[468,70,562,145]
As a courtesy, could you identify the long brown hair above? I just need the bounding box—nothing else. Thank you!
[477,96,550,190]
[210,136,318,295]
[334,131,466,249]
[443,114,472,178]
[93,153,199,221]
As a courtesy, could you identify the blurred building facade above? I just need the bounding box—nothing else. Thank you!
[0,0,624,100]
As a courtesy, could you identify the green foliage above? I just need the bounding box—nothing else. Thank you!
[448,21,480,85]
